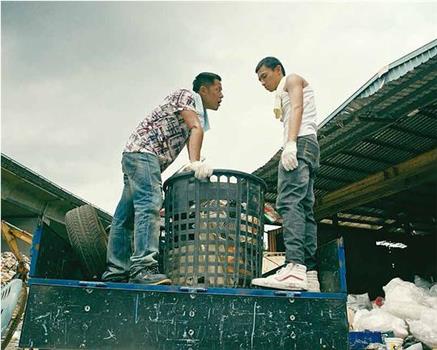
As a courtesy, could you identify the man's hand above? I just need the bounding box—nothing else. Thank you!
[181,160,213,180]
[281,141,298,171]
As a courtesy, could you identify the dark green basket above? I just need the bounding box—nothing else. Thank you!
[163,170,266,288]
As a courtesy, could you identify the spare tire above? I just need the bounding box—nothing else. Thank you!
[65,204,108,280]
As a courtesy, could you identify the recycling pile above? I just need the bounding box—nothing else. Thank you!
[1,252,30,286]
[348,276,437,349]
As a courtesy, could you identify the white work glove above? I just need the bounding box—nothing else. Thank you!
[281,141,298,171]
[181,160,213,180]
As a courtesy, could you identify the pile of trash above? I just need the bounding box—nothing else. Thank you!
[264,202,282,224]
[1,252,30,286]
[348,276,437,349]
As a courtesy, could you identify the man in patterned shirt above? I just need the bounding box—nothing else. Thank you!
[102,72,223,285]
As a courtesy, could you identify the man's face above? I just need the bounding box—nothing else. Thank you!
[257,65,282,92]
[200,80,223,110]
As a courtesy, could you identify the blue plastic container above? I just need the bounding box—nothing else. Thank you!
[349,331,383,349]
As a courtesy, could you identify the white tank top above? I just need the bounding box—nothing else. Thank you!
[279,82,318,146]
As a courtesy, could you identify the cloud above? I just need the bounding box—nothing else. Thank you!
[2,2,436,213]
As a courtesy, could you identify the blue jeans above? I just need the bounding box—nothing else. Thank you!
[276,134,320,270]
[102,152,163,281]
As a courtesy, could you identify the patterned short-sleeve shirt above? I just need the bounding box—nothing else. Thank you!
[124,89,197,171]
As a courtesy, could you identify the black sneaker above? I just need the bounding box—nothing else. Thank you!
[129,266,172,285]
[101,273,129,283]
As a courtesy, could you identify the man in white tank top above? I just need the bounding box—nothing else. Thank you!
[252,57,321,292]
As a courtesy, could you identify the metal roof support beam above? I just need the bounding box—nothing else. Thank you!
[337,205,385,216]
[1,154,112,225]
[368,64,437,109]
[2,181,69,226]
[391,124,437,141]
[419,108,437,120]
[315,148,437,220]
[314,173,351,184]
[357,110,396,124]
[314,182,341,191]
[319,161,372,175]
[364,138,416,154]
[378,84,437,122]
[341,150,394,165]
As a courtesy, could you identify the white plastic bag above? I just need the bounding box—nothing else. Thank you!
[424,295,437,309]
[347,293,372,311]
[429,284,437,297]
[382,278,430,320]
[352,308,408,338]
[408,309,437,348]
[347,307,355,329]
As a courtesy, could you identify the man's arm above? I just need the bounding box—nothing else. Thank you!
[280,74,304,171]
[180,109,213,179]
[284,74,304,142]
[181,109,203,162]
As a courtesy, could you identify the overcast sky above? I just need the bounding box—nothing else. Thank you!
[2,1,436,214]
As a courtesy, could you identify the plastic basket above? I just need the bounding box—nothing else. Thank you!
[163,170,266,288]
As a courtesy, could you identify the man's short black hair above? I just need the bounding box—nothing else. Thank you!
[193,72,222,93]
[255,57,286,76]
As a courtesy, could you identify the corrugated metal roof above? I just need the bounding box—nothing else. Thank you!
[1,153,112,226]
[318,67,436,161]
[318,39,437,129]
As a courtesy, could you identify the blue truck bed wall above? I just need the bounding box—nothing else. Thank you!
[20,223,349,349]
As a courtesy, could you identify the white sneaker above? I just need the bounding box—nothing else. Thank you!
[252,263,308,290]
[307,270,321,292]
